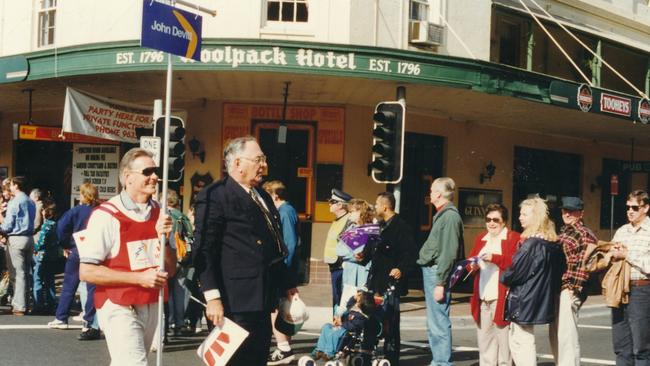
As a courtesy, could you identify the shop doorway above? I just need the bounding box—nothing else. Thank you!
[398,132,445,289]
[253,121,316,284]
[512,146,582,232]
[15,140,73,213]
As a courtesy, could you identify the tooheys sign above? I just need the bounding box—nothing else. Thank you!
[600,93,631,117]
[549,80,650,124]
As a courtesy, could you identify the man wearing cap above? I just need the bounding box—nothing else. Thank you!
[323,188,353,310]
[550,196,596,366]
[609,190,650,366]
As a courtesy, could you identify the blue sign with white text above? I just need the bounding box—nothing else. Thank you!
[141,0,202,61]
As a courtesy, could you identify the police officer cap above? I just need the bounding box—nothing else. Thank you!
[331,188,352,203]
[560,196,584,211]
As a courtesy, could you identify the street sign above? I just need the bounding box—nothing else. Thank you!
[611,174,619,196]
[141,0,202,61]
[140,136,161,167]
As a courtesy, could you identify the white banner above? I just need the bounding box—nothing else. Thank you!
[71,144,120,207]
[63,87,155,143]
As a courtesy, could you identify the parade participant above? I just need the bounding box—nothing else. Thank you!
[323,188,353,310]
[48,182,101,341]
[79,148,176,365]
[0,176,36,316]
[501,197,565,366]
[263,180,300,365]
[416,177,464,366]
[192,136,297,366]
[550,197,596,366]
[468,204,519,366]
[609,190,650,366]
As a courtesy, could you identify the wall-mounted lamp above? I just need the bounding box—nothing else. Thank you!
[479,161,496,184]
[188,137,205,163]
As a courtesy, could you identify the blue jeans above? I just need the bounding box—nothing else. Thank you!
[422,265,452,366]
[612,284,650,366]
[32,255,56,310]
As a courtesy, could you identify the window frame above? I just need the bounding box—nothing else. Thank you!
[409,0,430,22]
[37,0,57,48]
[261,0,314,36]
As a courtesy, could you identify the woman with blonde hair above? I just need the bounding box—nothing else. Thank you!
[501,197,565,366]
[48,182,102,341]
[335,199,378,309]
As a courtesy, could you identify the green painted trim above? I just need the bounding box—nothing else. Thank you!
[23,39,555,103]
[645,57,650,97]
[593,40,602,87]
[526,21,534,72]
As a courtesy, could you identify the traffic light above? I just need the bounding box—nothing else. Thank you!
[155,116,186,182]
[371,101,405,184]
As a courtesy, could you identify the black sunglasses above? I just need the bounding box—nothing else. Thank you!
[626,204,646,212]
[132,166,160,177]
[485,217,502,223]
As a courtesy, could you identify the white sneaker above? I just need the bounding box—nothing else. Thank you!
[47,319,69,329]
[72,312,84,322]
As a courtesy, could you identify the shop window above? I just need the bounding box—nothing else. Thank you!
[38,0,57,47]
[512,146,581,232]
[267,0,308,23]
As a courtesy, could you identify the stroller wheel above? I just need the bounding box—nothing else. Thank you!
[376,360,390,366]
[350,355,365,366]
[299,356,316,366]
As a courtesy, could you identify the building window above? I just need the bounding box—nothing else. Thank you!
[38,0,57,47]
[410,0,429,21]
[267,0,308,22]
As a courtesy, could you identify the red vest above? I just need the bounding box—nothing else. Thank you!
[94,201,168,309]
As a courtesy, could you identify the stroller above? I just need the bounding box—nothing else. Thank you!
[298,281,398,366]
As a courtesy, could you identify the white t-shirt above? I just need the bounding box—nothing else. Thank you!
[78,192,156,265]
[478,228,506,301]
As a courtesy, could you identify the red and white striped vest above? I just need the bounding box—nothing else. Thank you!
[94,201,168,308]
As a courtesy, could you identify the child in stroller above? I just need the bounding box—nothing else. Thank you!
[299,290,391,366]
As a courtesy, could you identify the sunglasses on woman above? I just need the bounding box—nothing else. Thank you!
[485,217,502,223]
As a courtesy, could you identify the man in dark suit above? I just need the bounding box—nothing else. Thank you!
[192,136,298,366]
[361,191,416,365]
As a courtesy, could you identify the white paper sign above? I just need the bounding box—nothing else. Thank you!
[197,318,250,366]
[71,144,120,207]
[140,136,161,166]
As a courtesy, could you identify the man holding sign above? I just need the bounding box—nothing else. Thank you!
[79,148,177,365]
[193,136,298,366]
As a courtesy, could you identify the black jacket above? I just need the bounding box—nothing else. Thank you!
[501,236,566,325]
[192,175,293,314]
[362,214,416,296]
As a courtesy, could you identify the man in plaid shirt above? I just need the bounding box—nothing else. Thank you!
[550,197,596,366]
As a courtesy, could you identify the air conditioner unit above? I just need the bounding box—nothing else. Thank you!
[409,20,444,46]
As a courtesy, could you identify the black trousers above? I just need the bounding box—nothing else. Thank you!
[228,311,272,366]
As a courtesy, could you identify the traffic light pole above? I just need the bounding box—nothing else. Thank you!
[156,52,173,366]
[393,86,405,213]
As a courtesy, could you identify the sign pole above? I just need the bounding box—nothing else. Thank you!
[156,52,173,366]
[393,86,406,213]
[610,174,618,239]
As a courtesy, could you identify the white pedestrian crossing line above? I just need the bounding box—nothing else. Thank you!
[401,341,615,365]
[0,324,83,330]
[579,324,612,330]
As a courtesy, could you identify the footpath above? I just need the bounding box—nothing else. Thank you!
[296,284,609,332]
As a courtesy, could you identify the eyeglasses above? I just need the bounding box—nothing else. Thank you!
[130,166,160,177]
[485,217,503,223]
[240,155,267,164]
[626,204,646,212]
